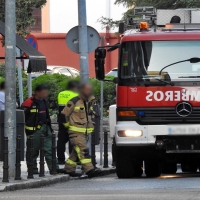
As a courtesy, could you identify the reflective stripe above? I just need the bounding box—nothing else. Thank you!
[80,158,92,165]
[74,106,85,111]
[25,125,41,131]
[66,159,77,166]
[74,106,81,110]
[25,126,35,131]
[30,109,38,113]
[69,126,94,134]
[75,145,81,159]
[63,122,70,128]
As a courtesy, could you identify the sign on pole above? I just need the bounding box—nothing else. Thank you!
[26,34,38,50]
[66,26,100,54]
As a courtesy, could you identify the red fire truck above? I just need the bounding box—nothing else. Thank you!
[95,18,200,178]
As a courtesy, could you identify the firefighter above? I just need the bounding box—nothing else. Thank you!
[57,80,79,164]
[22,84,59,174]
[62,83,103,178]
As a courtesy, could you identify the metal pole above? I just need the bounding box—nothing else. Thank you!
[28,73,32,97]
[5,0,16,177]
[16,48,24,105]
[78,0,89,83]
[51,133,57,175]
[100,81,103,165]
[99,37,105,166]
[15,135,21,180]
[27,135,34,179]
[91,132,96,168]
[103,132,108,168]
[39,135,45,177]
[2,137,9,182]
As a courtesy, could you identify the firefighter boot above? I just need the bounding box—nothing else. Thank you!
[86,168,104,178]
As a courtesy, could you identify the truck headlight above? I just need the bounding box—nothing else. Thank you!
[118,130,143,137]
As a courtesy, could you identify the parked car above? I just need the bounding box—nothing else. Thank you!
[51,66,80,77]
[106,68,118,77]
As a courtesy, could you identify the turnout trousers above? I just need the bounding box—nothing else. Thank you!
[26,124,59,172]
[65,131,94,173]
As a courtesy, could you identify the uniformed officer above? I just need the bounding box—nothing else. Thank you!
[62,83,103,178]
[22,84,59,174]
[57,81,79,164]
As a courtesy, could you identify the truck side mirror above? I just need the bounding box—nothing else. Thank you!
[95,48,106,80]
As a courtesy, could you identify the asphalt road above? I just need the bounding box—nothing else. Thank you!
[2,172,200,200]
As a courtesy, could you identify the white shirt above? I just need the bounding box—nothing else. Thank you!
[0,91,5,111]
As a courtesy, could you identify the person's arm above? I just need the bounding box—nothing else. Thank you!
[61,100,75,124]
[21,99,32,123]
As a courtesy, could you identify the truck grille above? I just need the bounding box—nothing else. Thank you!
[135,107,200,125]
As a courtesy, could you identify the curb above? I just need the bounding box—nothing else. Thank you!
[0,175,69,192]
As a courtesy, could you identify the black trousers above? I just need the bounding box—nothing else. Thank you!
[57,124,72,162]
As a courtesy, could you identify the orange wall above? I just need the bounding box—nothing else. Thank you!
[0,33,119,77]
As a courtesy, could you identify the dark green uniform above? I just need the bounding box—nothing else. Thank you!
[22,96,58,173]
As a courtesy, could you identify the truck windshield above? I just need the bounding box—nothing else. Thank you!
[120,41,200,82]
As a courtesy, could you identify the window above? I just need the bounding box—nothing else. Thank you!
[120,41,200,81]
[70,69,80,77]
[30,8,42,32]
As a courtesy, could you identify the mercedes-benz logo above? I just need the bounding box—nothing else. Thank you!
[176,102,192,117]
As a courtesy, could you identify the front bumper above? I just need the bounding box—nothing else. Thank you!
[115,121,200,146]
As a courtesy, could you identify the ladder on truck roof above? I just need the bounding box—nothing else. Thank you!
[126,6,157,29]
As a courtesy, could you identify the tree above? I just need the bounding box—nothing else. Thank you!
[0,0,47,38]
[115,0,200,9]
[99,0,200,29]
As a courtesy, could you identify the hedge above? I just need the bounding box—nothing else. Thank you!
[0,62,116,114]
[24,74,116,115]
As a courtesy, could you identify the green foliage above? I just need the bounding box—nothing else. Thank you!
[0,62,27,99]
[23,74,71,109]
[0,0,47,38]
[99,0,200,29]
[115,0,200,8]
[23,74,116,113]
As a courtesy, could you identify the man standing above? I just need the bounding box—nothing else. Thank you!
[22,84,58,174]
[57,81,79,164]
[62,83,103,178]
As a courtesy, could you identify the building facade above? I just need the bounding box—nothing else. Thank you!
[0,0,127,77]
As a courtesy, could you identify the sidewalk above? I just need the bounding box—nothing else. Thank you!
[0,161,69,192]
[0,150,115,192]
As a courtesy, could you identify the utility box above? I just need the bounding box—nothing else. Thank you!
[0,110,25,161]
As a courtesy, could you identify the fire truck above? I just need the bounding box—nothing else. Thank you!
[95,7,200,178]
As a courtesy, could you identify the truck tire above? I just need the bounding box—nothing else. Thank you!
[162,162,177,174]
[145,160,162,177]
[116,147,143,178]
[181,162,198,173]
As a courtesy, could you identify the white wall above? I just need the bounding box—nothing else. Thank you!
[49,0,127,33]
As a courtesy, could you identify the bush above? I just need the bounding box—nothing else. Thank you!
[23,74,116,113]
[0,62,116,114]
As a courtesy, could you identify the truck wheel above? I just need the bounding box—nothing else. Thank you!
[145,160,162,177]
[116,147,143,178]
[181,162,198,173]
[162,162,177,174]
